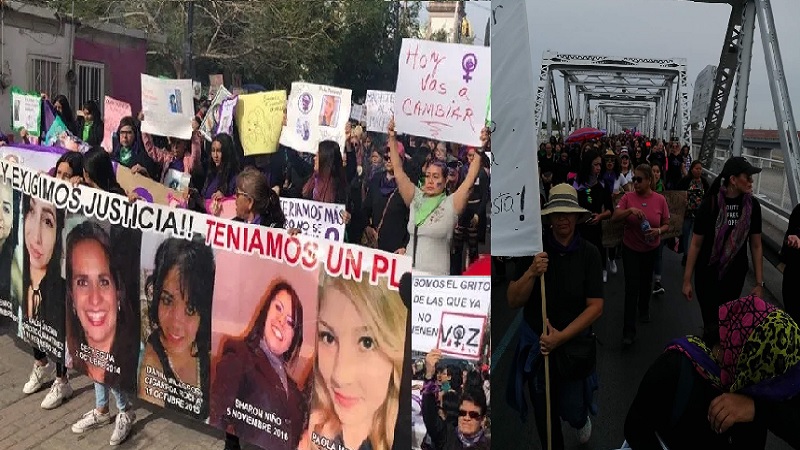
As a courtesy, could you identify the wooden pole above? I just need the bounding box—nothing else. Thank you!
[540,274,552,450]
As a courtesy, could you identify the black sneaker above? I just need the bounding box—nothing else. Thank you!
[652,281,665,295]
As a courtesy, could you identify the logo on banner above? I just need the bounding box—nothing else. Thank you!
[298,93,313,114]
[437,312,485,359]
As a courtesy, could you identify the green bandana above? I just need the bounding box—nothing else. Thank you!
[415,193,446,226]
[119,147,132,166]
[82,122,92,142]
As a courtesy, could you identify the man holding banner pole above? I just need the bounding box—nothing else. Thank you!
[506,184,603,449]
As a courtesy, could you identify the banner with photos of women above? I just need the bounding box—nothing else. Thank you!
[280,82,352,154]
[0,147,412,450]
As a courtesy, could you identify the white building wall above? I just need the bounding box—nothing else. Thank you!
[0,9,72,133]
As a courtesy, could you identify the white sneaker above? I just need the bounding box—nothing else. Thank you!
[22,361,55,394]
[72,409,112,434]
[602,270,608,283]
[608,260,618,274]
[41,378,73,409]
[577,415,592,444]
[110,410,135,446]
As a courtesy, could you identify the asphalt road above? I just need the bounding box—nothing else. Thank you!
[490,247,794,450]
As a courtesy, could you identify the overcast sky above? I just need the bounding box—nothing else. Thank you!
[523,0,800,129]
[418,1,491,45]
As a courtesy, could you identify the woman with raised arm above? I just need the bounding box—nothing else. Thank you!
[386,118,482,275]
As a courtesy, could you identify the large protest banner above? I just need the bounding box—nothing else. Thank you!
[103,96,132,151]
[0,152,412,450]
[236,90,286,156]
[280,82,352,154]
[365,90,395,133]
[10,87,42,137]
[141,74,194,140]
[200,86,233,142]
[411,276,491,361]
[394,39,490,147]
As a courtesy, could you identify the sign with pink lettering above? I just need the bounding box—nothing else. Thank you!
[394,39,490,147]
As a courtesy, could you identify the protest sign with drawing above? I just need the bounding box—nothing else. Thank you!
[280,82,352,154]
[200,86,233,142]
[140,75,194,140]
[214,95,238,137]
[280,197,346,242]
[10,87,42,136]
[411,275,491,361]
[103,96,132,151]
[365,90,395,133]
[394,39,490,147]
[235,90,286,156]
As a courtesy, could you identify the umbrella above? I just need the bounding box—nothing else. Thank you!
[565,127,606,144]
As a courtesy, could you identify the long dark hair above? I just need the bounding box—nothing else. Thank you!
[65,221,139,389]
[206,133,240,197]
[54,151,84,180]
[84,147,124,194]
[52,95,79,135]
[21,196,65,321]
[236,167,286,228]
[81,100,104,146]
[576,150,602,187]
[0,185,20,302]
[148,237,215,417]
[303,140,347,203]
[243,278,304,363]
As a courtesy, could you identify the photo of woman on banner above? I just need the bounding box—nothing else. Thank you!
[209,262,315,450]
[138,236,215,420]
[305,271,408,450]
[21,194,66,352]
[0,180,22,322]
[65,219,141,392]
[320,95,340,127]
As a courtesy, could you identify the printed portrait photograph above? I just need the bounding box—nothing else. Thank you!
[169,89,183,114]
[137,233,215,422]
[13,99,20,122]
[0,180,22,324]
[319,95,341,128]
[208,248,319,450]
[19,194,67,360]
[64,216,142,393]
[304,271,409,450]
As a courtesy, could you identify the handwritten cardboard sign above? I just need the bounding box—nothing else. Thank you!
[235,90,286,156]
[394,39,490,147]
[365,90,395,133]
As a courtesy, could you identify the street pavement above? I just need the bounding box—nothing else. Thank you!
[490,246,795,450]
[0,324,261,450]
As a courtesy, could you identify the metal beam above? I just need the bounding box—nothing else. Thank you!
[730,1,756,157]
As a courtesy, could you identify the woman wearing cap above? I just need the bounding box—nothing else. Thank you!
[612,164,670,347]
[682,156,764,345]
[507,184,603,448]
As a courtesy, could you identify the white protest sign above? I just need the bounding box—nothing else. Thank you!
[200,86,232,142]
[411,276,491,361]
[280,197,346,243]
[140,74,194,140]
[491,0,543,257]
[214,95,238,136]
[10,87,42,136]
[280,82,352,154]
[350,104,364,122]
[394,39,490,147]
[366,90,395,133]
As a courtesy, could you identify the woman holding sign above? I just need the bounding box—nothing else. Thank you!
[138,237,214,419]
[387,119,482,275]
[306,272,407,450]
[20,195,71,410]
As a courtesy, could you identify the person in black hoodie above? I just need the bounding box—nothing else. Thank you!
[51,95,80,136]
[77,100,104,147]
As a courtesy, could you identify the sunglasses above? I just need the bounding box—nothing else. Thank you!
[632,176,644,183]
[459,410,482,420]
[235,190,252,199]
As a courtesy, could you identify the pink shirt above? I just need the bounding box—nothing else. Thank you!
[617,190,670,252]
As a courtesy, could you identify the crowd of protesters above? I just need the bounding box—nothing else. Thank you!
[1,90,491,449]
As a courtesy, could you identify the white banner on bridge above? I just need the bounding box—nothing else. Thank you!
[490,0,543,256]
[411,276,490,361]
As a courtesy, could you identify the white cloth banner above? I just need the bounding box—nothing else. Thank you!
[411,276,491,361]
[365,90,395,133]
[394,39,490,147]
[280,82,352,154]
[490,0,543,256]
[280,197,346,243]
[140,75,194,140]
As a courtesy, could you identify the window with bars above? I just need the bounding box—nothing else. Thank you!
[29,56,60,98]
[74,61,105,113]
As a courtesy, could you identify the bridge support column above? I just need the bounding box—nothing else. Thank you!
[731,0,756,158]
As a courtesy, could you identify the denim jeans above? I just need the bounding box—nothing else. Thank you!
[681,216,695,258]
[530,359,589,450]
[95,383,130,411]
